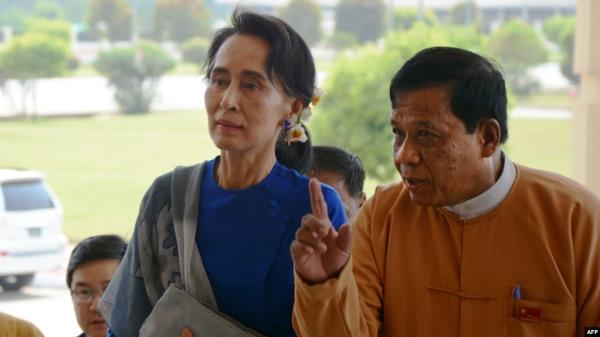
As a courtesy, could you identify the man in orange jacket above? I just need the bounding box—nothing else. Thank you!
[291,47,600,337]
[0,312,44,337]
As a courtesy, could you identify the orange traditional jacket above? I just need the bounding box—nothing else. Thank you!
[293,165,600,337]
[0,312,44,337]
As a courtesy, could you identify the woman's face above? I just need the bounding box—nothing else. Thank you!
[205,33,299,156]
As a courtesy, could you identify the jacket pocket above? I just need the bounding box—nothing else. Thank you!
[503,298,576,337]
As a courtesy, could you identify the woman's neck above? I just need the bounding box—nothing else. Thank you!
[215,150,277,189]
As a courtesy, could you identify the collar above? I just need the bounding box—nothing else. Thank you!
[444,152,516,220]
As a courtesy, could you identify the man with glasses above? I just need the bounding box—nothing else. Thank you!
[67,235,126,337]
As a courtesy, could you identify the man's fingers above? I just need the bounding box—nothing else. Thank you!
[296,226,321,246]
[296,226,328,253]
[300,214,330,238]
[290,240,314,259]
[309,178,328,219]
[181,328,193,337]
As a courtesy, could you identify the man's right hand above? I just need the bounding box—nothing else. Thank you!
[291,178,352,284]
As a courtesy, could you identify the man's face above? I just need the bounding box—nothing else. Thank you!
[391,86,489,207]
[309,170,363,220]
[70,259,120,337]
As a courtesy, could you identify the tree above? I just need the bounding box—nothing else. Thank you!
[557,22,577,84]
[0,8,28,34]
[449,1,479,26]
[25,18,71,43]
[59,0,91,23]
[488,19,548,95]
[152,0,212,43]
[0,33,69,117]
[279,0,322,47]
[94,42,175,114]
[33,0,65,19]
[181,37,210,69]
[543,15,578,84]
[393,7,438,30]
[87,0,132,42]
[312,24,486,181]
[543,15,571,44]
[326,31,358,51]
[25,18,81,73]
[334,0,385,44]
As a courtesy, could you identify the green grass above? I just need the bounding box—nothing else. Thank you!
[0,113,572,241]
[0,111,218,241]
[505,117,572,177]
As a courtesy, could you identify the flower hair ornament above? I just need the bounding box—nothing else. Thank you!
[284,88,324,144]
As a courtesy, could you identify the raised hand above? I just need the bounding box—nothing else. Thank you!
[291,178,351,284]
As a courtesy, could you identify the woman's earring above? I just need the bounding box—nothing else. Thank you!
[283,119,293,130]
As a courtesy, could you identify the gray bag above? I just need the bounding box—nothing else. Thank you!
[139,285,265,337]
[139,165,265,337]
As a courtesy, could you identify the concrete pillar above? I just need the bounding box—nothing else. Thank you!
[573,0,600,195]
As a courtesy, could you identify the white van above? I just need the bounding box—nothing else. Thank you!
[0,168,68,291]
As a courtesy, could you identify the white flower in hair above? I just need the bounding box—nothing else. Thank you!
[311,87,325,106]
[300,107,312,122]
[286,123,308,144]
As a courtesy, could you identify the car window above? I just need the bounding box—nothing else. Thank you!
[1,180,55,211]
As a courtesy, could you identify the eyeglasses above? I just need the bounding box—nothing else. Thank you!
[70,287,106,304]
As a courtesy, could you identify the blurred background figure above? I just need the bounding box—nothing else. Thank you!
[0,311,44,337]
[309,145,366,220]
[66,235,126,337]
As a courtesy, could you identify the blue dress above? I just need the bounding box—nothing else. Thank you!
[196,157,347,336]
[108,158,347,337]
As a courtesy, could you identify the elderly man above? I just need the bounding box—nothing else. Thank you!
[291,47,600,337]
[308,145,366,220]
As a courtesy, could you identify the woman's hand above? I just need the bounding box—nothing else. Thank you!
[291,178,351,284]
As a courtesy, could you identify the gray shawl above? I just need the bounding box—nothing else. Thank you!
[99,163,263,337]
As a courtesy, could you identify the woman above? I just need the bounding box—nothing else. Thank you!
[99,9,347,337]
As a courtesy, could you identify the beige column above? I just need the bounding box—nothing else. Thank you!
[573,0,600,196]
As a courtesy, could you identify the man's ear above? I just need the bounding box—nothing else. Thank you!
[478,119,501,158]
[359,192,367,208]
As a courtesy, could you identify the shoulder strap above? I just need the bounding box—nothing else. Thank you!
[171,162,218,310]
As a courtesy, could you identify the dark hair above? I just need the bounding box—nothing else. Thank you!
[276,124,313,174]
[310,145,366,199]
[389,47,508,143]
[66,234,127,288]
[205,8,316,172]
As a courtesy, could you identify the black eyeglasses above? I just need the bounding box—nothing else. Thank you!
[70,287,105,304]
